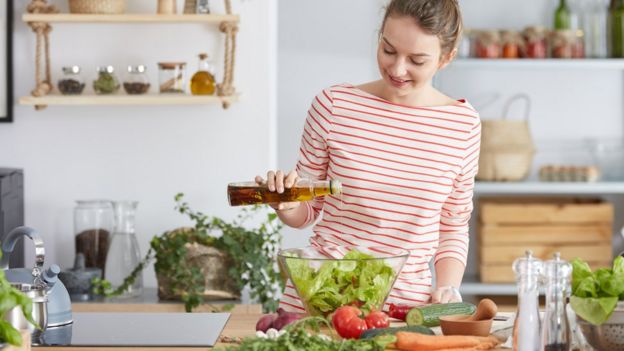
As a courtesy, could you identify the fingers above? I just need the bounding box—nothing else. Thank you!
[432,287,462,304]
[275,170,285,193]
[265,170,296,193]
[284,170,299,188]
[431,289,442,304]
[254,175,265,185]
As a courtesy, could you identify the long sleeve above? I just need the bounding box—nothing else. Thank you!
[435,117,481,266]
[293,88,334,228]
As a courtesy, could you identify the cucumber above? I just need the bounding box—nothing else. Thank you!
[359,325,434,339]
[405,302,476,327]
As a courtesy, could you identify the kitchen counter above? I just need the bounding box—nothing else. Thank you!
[34,312,509,350]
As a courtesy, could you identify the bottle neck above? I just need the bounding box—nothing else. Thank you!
[198,58,211,72]
[113,201,138,234]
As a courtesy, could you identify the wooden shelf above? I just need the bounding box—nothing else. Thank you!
[22,13,239,24]
[19,93,239,106]
[449,58,624,70]
[475,181,624,195]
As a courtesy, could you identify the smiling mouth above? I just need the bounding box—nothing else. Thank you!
[388,75,411,85]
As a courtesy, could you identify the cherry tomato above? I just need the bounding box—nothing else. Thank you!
[365,310,390,329]
[331,306,368,339]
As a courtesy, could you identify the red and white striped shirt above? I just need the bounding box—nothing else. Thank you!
[280,84,481,312]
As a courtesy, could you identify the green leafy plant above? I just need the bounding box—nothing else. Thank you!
[0,251,39,346]
[93,193,284,312]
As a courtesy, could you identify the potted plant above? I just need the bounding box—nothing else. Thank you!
[0,252,38,348]
[94,193,285,312]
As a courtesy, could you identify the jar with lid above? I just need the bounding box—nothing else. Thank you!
[74,200,114,274]
[191,53,216,95]
[93,66,120,95]
[476,30,501,58]
[158,62,187,93]
[550,29,576,58]
[123,65,151,95]
[58,66,85,95]
[501,30,522,58]
[522,26,548,58]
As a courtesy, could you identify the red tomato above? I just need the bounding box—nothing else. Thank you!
[331,306,368,339]
[388,303,412,321]
[365,310,390,329]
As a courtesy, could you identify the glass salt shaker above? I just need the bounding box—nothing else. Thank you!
[512,250,543,351]
[541,253,572,351]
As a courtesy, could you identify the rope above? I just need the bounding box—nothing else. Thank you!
[26,0,58,108]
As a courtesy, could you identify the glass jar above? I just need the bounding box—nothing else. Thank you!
[93,66,120,95]
[550,29,576,58]
[123,65,151,95]
[476,30,501,58]
[190,53,216,95]
[196,0,210,14]
[573,29,586,58]
[501,30,522,59]
[74,200,114,273]
[104,201,143,298]
[158,62,187,93]
[584,0,609,58]
[457,29,473,58]
[522,26,548,58]
[57,66,85,95]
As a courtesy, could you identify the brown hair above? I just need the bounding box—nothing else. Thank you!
[381,0,463,56]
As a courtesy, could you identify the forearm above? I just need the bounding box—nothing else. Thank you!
[276,202,310,228]
[434,257,466,289]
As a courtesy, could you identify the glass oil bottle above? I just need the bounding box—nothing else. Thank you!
[190,53,216,95]
[541,253,572,351]
[512,250,543,351]
[227,179,342,206]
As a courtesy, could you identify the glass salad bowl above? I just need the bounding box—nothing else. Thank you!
[278,246,409,317]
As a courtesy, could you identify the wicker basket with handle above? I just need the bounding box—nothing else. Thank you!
[68,0,127,14]
[476,94,535,182]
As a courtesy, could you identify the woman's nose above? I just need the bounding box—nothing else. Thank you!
[388,58,407,77]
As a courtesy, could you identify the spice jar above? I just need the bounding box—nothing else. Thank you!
[476,30,501,58]
[158,62,187,93]
[74,200,114,274]
[58,66,85,95]
[550,29,576,58]
[573,29,585,58]
[93,66,120,95]
[123,65,150,95]
[501,30,523,59]
[457,29,473,58]
[522,26,548,58]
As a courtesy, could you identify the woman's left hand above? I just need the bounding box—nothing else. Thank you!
[431,286,462,304]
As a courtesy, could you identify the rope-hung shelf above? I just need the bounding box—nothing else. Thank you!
[21,0,240,109]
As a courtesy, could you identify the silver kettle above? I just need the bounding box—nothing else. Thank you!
[1,226,73,331]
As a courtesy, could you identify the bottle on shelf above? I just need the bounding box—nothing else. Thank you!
[541,253,572,351]
[512,250,543,351]
[609,0,624,57]
[227,179,342,206]
[583,0,609,58]
[554,0,572,30]
[190,53,216,95]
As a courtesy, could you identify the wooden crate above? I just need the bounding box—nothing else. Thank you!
[479,197,614,283]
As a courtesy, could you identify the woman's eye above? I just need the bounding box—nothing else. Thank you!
[383,48,396,55]
[410,58,425,65]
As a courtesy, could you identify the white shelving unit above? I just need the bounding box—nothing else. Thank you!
[475,181,624,195]
[450,58,624,70]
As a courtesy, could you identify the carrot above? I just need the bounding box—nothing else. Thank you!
[475,335,500,350]
[395,332,481,350]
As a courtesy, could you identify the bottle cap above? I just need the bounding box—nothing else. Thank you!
[199,53,209,60]
[97,65,115,74]
[329,180,342,195]
[62,66,81,74]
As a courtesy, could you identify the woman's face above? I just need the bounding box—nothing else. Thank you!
[377,15,454,98]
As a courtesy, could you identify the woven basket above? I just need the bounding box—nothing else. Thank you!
[68,0,127,14]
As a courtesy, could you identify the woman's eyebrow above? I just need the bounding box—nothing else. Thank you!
[381,36,431,57]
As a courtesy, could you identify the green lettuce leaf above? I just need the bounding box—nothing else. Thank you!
[571,295,619,325]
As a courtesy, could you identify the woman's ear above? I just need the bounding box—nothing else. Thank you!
[438,48,458,70]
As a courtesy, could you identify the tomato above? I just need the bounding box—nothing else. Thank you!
[365,310,390,329]
[331,306,368,339]
[388,303,412,321]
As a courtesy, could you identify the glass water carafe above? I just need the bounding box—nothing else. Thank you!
[104,201,143,298]
[74,200,114,274]
[512,250,543,351]
[541,253,572,351]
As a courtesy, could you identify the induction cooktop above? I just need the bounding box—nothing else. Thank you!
[36,312,231,347]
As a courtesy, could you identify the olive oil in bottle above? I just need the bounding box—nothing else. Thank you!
[190,53,216,95]
[227,179,342,207]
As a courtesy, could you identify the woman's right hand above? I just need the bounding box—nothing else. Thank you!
[255,170,301,211]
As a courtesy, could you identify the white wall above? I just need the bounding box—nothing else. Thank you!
[277,0,624,269]
[1,0,278,289]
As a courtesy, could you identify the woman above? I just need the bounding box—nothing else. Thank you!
[258,0,481,311]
